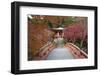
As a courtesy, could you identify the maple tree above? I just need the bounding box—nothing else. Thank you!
[63,23,87,50]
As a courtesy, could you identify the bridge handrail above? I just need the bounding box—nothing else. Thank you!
[67,43,88,58]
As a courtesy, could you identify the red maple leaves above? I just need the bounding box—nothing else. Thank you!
[63,23,87,46]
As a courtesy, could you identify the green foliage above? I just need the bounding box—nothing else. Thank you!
[59,19,65,28]
[29,16,76,28]
[58,17,76,28]
[64,17,76,25]
[47,20,53,28]
[30,18,38,24]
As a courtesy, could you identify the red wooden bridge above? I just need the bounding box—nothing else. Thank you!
[33,42,88,60]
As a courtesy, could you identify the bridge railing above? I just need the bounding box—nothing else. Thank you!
[64,43,88,59]
[34,41,56,60]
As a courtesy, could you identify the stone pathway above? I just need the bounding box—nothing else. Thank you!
[46,47,74,60]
